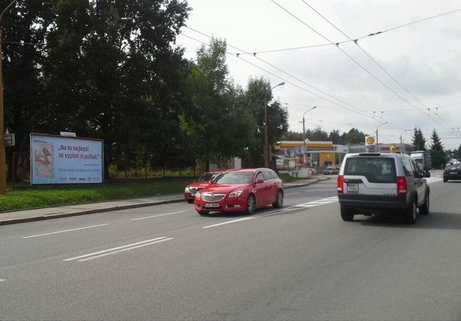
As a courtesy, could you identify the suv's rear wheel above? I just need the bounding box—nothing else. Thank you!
[404,200,417,224]
[419,192,430,215]
[340,206,354,221]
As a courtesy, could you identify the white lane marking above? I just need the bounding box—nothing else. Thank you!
[131,211,185,221]
[202,197,339,229]
[202,216,258,229]
[295,196,338,208]
[22,224,110,239]
[0,279,5,282]
[63,237,172,262]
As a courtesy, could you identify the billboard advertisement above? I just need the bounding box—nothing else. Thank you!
[30,134,104,185]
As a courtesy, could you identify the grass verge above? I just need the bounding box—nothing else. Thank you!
[0,178,192,212]
[0,174,306,212]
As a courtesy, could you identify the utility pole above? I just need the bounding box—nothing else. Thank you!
[302,106,317,167]
[0,25,5,194]
[263,82,284,168]
[375,122,387,152]
[0,0,17,194]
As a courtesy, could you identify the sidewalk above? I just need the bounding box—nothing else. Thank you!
[0,177,329,225]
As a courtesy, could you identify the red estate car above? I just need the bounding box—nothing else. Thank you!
[184,171,222,203]
[194,168,284,215]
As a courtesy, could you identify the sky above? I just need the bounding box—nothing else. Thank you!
[175,0,461,150]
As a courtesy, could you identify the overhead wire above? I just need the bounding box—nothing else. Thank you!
[271,0,444,130]
[300,0,454,131]
[225,6,461,56]
[271,0,461,147]
[183,26,401,129]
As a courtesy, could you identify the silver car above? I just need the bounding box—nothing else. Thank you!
[337,153,430,224]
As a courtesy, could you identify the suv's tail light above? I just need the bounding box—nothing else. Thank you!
[397,176,407,196]
[337,175,344,194]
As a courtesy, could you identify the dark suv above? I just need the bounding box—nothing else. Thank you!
[337,153,430,224]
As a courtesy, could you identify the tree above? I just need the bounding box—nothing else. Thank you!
[429,129,445,169]
[240,77,288,167]
[455,144,461,160]
[412,127,426,151]
[329,129,341,144]
[181,38,257,170]
[281,130,303,141]
[3,0,53,180]
[340,128,366,145]
[305,127,329,141]
[38,0,190,177]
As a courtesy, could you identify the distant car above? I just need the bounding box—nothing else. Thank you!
[443,164,461,183]
[194,168,284,215]
[184,171,222,204]
[323,166,338,175]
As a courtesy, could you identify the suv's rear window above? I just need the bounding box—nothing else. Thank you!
[344,157,396,183]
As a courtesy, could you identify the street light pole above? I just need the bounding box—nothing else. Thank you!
[375,121,387,152]
[400,129,411,154]
[0,0,17,195]
[302,106,317,167]
[264,81,285,168]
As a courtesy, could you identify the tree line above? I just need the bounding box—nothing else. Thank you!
[3,1,459,180]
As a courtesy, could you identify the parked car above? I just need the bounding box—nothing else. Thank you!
[323,166,338,175]
[184,171,222,204]
[337,152,430,224]
[443,164,461,183]
[194,168,284,215]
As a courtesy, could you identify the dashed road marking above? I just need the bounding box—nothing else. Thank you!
[293,196,338,208]
[63,237,173,262]
[131,211,185,221]
[203,196,339,229]
[23,224,110,239]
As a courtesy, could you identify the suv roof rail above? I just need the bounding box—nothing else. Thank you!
[358,153,381,156]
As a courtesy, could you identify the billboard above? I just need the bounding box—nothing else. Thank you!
[30,133,104,185]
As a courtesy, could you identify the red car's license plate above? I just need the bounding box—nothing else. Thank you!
[204,203,219,208]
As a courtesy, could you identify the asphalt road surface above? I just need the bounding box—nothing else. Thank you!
[1,174,460,320]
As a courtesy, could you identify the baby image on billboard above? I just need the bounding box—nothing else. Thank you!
[33,140,54,179]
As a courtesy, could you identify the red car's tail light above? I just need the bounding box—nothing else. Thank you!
[337,175,344,194]
[397,176,407,196]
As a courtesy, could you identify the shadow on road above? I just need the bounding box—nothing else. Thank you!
[356,211,461,230]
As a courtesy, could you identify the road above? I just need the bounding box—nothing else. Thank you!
[1,173,460,320]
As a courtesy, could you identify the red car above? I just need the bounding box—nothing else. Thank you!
[184,171,222,203]
[194,168,284,215]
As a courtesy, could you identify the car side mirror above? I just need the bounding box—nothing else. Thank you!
[256,178,264,184]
